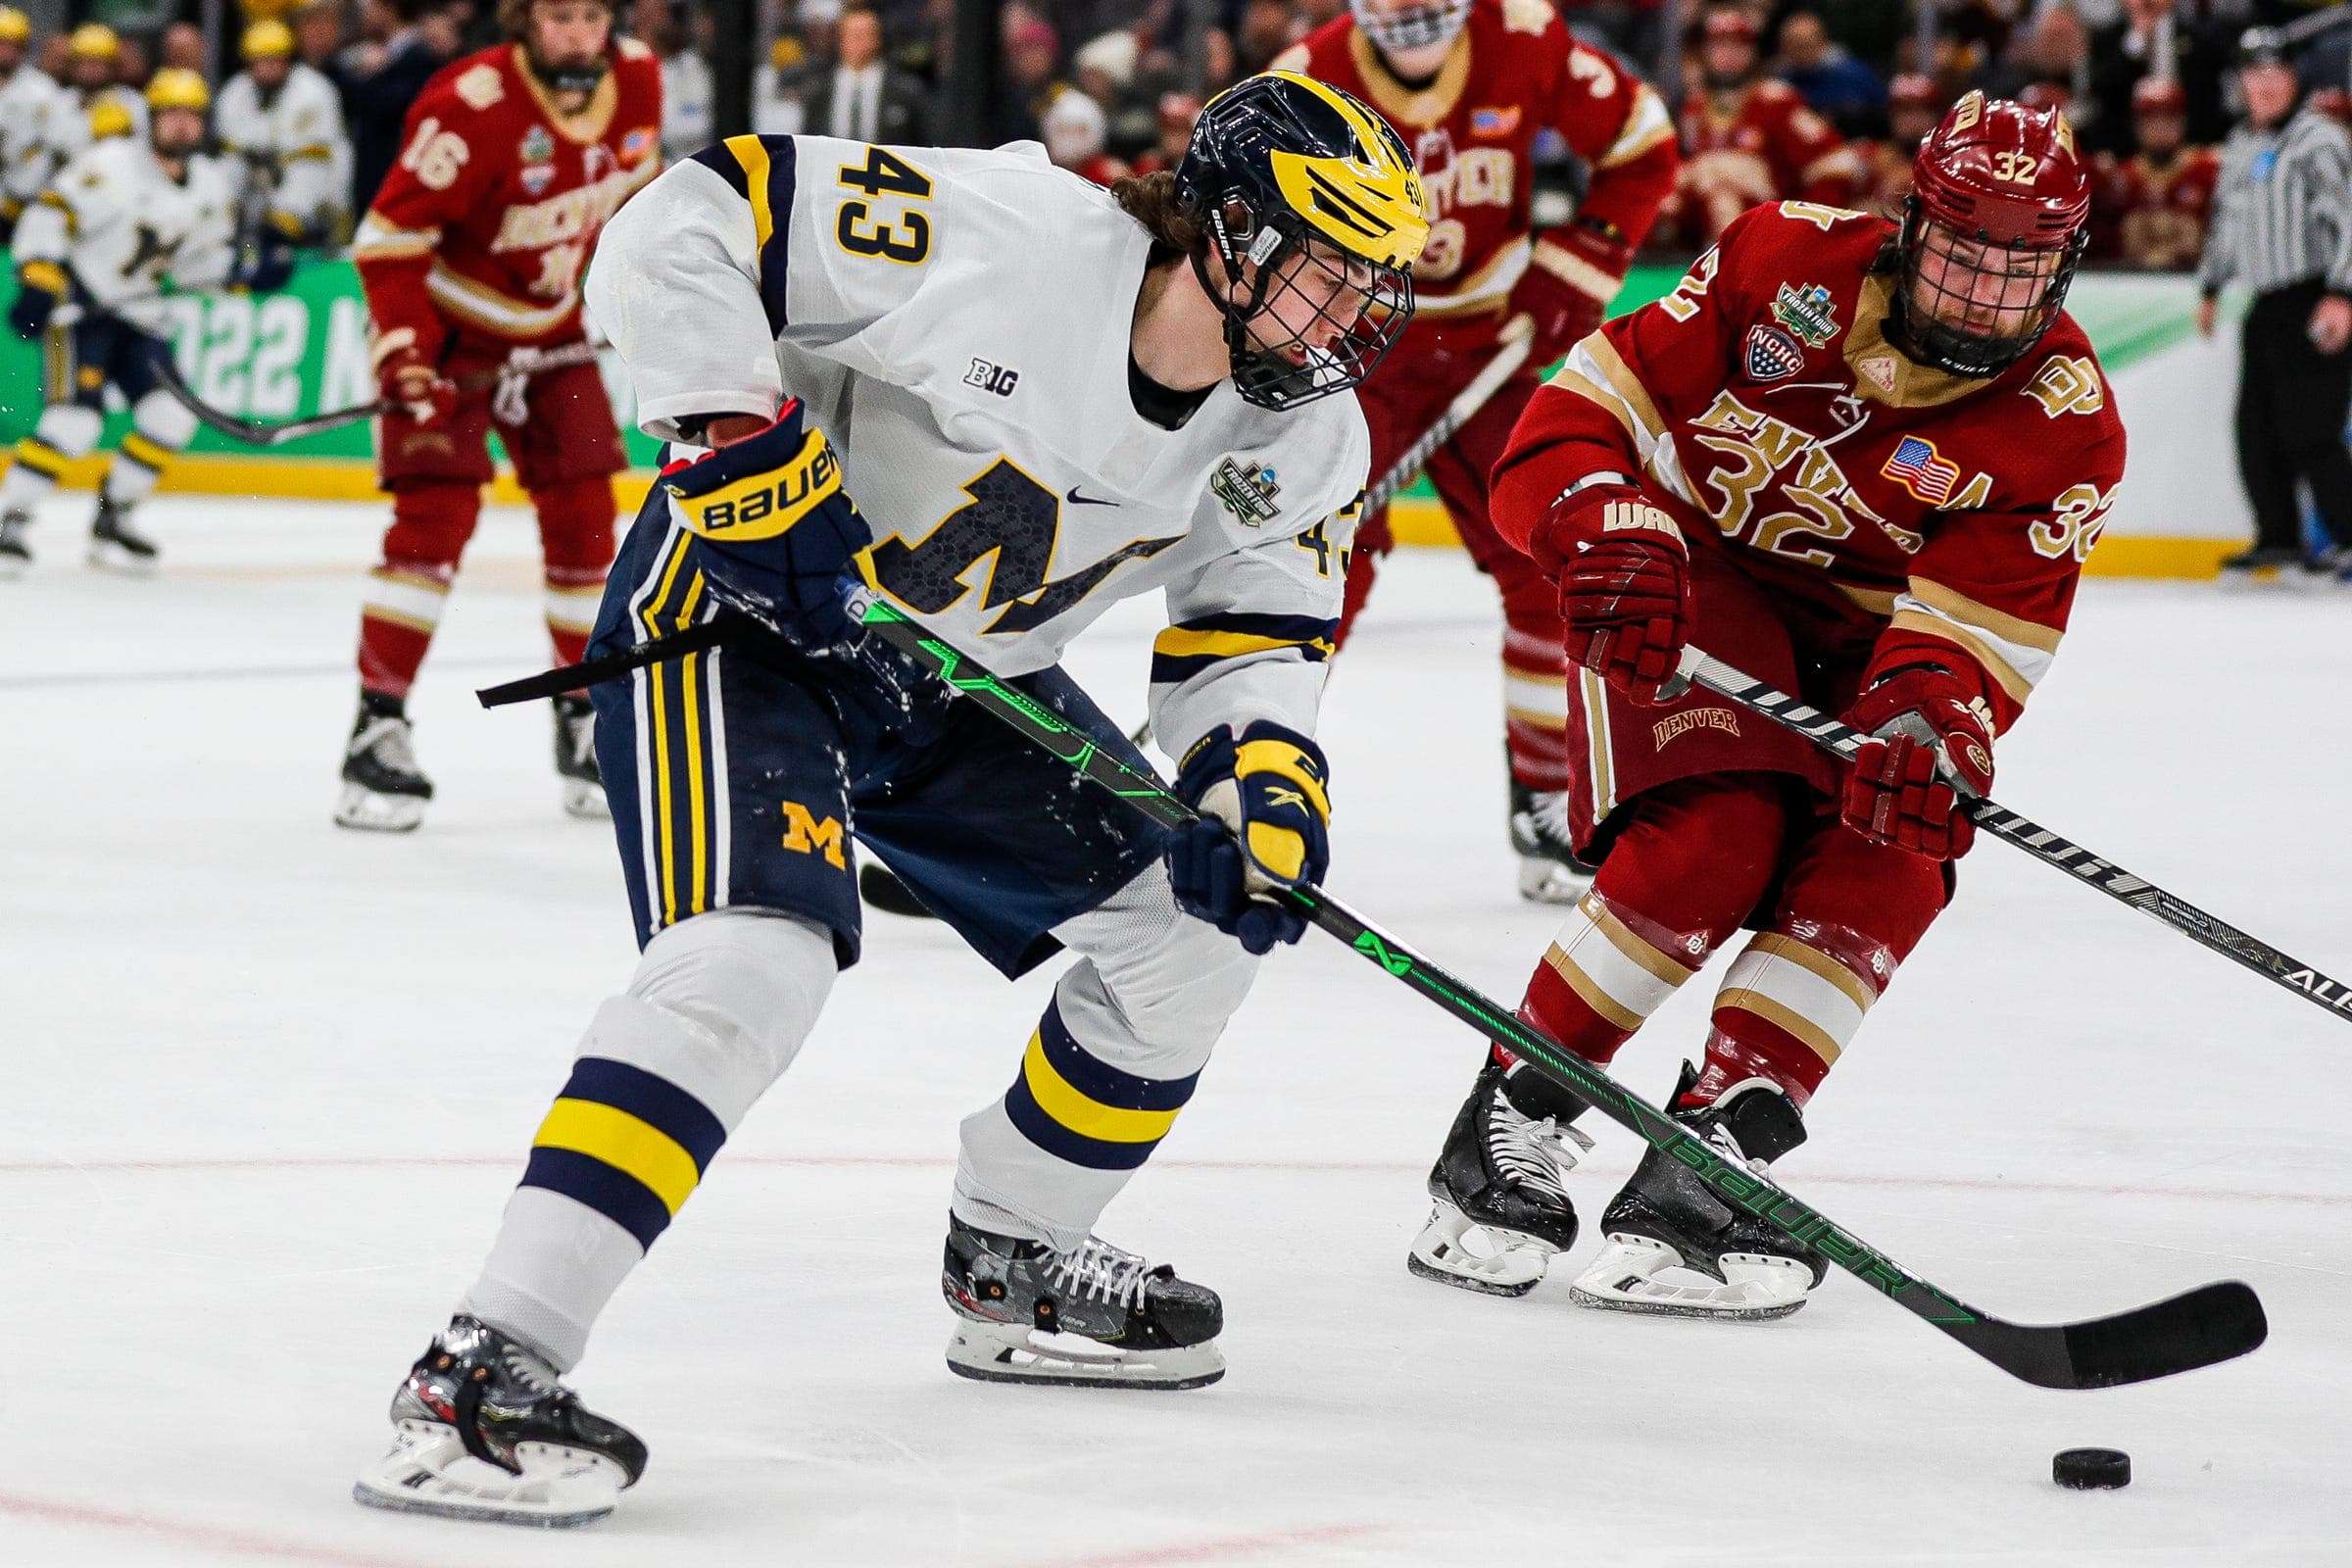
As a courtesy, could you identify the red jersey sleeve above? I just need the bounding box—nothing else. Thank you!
[1774,91,1862,207]
[1493,204,1773,554]
[1875,411,2127,730]
[351,72,507,366]
[1540,31,1678,247]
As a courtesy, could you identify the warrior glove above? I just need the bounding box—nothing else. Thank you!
[9,261,64,340]
[661,398,873,645]
[1167,721,1332,956]
[1538,484,1691,706]
[1838,662,1996,860]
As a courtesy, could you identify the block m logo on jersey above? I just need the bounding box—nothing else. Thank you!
[866,458,1182,636]
[781,801,848,869]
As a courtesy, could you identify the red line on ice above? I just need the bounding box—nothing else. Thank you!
[1013,1522,1389,1567]
[0,1489,447,1568]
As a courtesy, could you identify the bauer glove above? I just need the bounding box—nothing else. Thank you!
[9,260,65,340]
[1513,219,1630,365]
[660,397,872,645]
[1167,720,1332,956]
[1541,484,1691,706]
[1838,662,1995,860]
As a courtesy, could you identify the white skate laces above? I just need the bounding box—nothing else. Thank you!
[1489,1094,1595,1202]
[352,713,419,769]
[1045,1235,1153,1311]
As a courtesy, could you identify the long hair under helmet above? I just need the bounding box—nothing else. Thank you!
[1888,90,2091,379]
[1174,71,1429,411]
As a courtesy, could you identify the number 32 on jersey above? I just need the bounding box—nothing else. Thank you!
[835,147,933,265]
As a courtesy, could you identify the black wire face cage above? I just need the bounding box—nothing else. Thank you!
[1349,0,1475,53]
[1196,198,1415,412]
[1890,202,2085,379]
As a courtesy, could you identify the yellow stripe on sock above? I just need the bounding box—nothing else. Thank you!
[1019,1033,1182,1145]
[531,1098,702,1216]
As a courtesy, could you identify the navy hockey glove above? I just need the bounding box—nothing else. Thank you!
[9,261,64,340]
[1167,721,1332,956]
[661,398,872,643]
[1838,662,1996,860]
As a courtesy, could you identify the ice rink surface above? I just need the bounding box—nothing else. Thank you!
[2,493,2347,1568]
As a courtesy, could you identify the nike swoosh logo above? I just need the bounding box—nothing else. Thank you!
[1065,486,1119,507]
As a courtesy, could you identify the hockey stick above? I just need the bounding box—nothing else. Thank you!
[148,338,602,447]
[1658,645,2352,1029]
[837,583,2267,1391]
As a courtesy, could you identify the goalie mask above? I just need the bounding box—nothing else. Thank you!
[1175,72,1429,412]
[1889,91,2090,379]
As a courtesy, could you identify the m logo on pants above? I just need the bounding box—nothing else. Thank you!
[781,800,848,869]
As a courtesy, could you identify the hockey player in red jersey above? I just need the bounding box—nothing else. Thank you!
[1854,74,1938,219]
[1407,93,2126,1317]
[1665,6,1862,248]
[2090,76,2218,270]
[1275,0,1678,902]
[337,0,662,831]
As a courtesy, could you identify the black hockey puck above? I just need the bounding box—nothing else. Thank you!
[2053,1448,2131,1490]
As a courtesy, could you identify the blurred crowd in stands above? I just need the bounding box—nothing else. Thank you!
[2,0,2349,270]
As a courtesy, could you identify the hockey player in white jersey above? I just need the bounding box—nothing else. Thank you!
[215,19,351,246]
[352,72,1427,1528]
[33,24,147,175]
[0,7,66,241]
[1,69,278,574]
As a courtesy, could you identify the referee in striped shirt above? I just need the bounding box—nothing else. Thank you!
[2196,27,2352,577]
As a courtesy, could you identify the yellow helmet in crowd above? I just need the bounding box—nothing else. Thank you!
[146,67,212,115]
[88,97,134,138]
[243,19,295,59]
[69,23,121,60]
[0,7,34,46]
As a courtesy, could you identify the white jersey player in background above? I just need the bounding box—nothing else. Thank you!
[0,6,67,240]
[33,24,148,177]
[1,69,276,575]
[215,18,352,246]
[352,71,1428,1529]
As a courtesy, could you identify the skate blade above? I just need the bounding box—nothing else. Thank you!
[352,1426,621,1529]
[561,778,611,819]
[1405,1202,1551,1297]
[859,861,937,918]
[945,1320,1224,1391]
[335,783,427,832]
[87,541,159,576]
[1567,1235,1812,1322]
[1517,856,1592,906]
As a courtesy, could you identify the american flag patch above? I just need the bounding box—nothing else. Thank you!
[1881,435,1961,506]
[1469,106,1520,137]
[1742,324,1805,382]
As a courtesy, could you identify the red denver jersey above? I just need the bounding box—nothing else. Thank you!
[1670,79,1862,247]
[1273,0,1677,323]
[1495,202,2128,730]
[2090,146,2219,270]
[352,39,663,359]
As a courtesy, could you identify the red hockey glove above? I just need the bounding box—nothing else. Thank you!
[375,347,456,424]
[1544,486,1690,705]
[1838,662,1997,860]
[1514,220,1632,365]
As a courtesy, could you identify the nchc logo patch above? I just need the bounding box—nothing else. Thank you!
[1742,323,1805,382]
[780,800,848,869]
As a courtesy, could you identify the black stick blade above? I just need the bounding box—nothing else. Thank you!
[1962,1281,2268,1391]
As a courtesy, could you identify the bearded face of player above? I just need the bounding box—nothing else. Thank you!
[1903,220,2066,366]
[525,0,612,102]
[150,105,206,163]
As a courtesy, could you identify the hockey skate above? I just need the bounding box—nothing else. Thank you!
[1510,779,1596,905]
[87,496,159,574]
[1569,1062,1829,1321]
[0,511,29,580]
[1408,1057,1594,1296]
[336,695,434,831]
[942,1213,1225,1389]
[353,1315,645,1528]
[552,695,609,818]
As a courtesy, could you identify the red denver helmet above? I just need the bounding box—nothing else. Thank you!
[1894,91,2091,376]
[2132,75,2188,116]
[1888,74,1938,111]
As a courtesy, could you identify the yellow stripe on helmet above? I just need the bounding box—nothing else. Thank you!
[1255,71,1430,270]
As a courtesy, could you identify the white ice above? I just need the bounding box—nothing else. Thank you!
[1,492,2347,1568]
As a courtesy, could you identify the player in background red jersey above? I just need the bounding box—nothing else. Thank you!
[2090,76,2218,270]
[1405,95,2126,1319]
[337,0,662,831]
[1664,6,1862,248]
[1854,74,1939,220]
[1275,0,1678,902]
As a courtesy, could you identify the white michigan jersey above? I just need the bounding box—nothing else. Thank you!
[14,137,239,334]
[0,62,67,221]
[215,62,351,239]
[587,134,1373,758]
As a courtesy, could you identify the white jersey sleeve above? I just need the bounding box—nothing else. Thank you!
[0,68,66,216]
[166,157,243,294]
[1150,457,1366,759]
